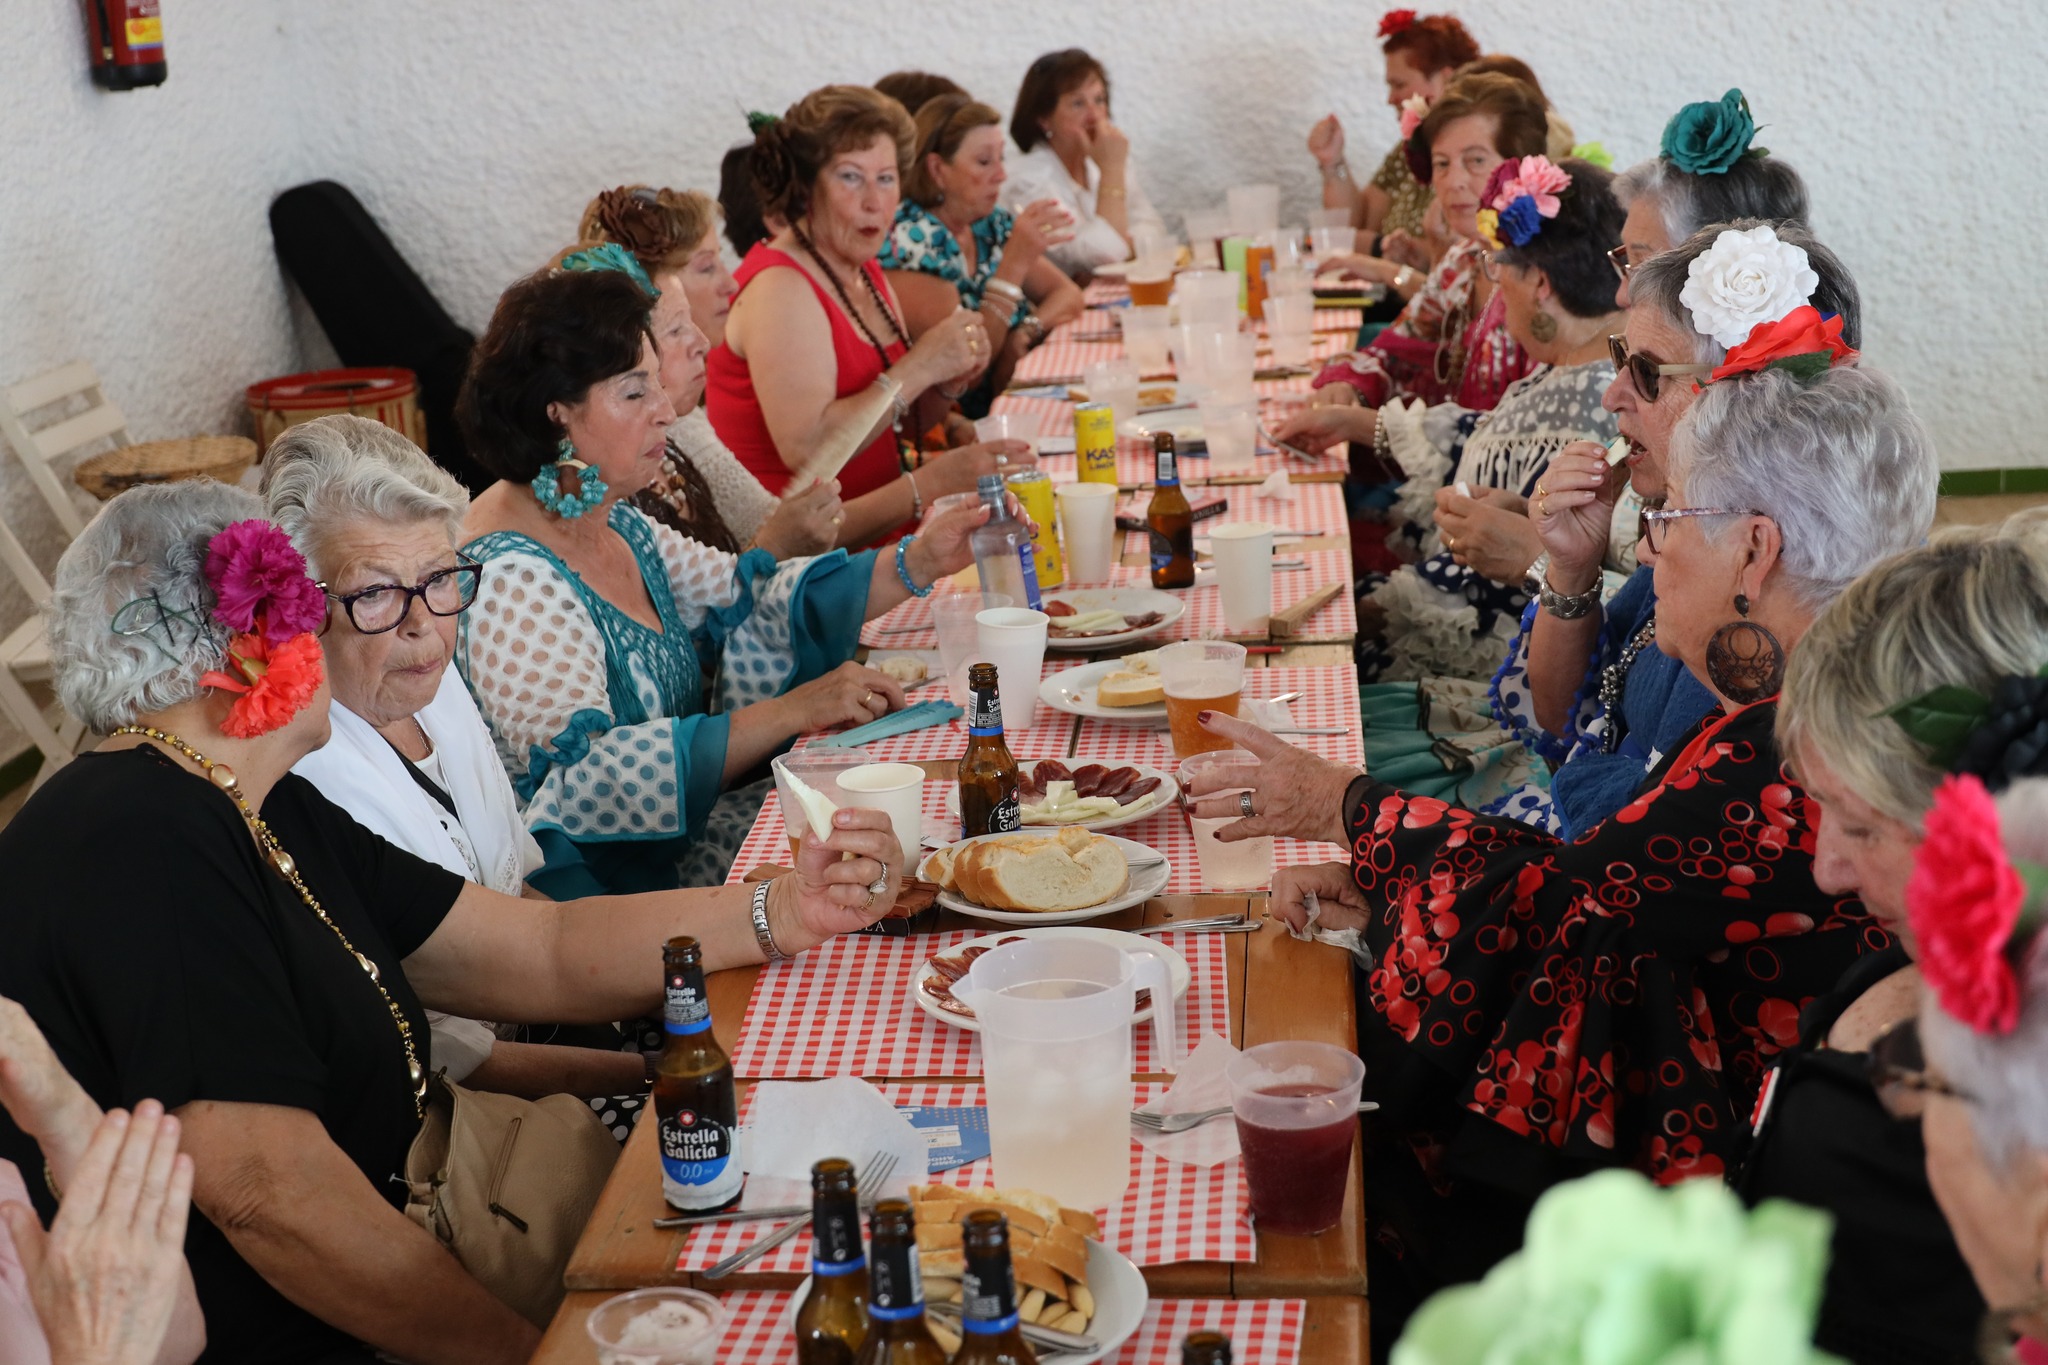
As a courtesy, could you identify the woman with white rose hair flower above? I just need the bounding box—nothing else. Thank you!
[1185,346,1937,1351]
[1482,218,1864,839]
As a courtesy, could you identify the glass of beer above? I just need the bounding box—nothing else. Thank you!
[1157,640,1246,758]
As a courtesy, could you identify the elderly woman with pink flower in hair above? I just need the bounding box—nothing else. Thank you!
[0,480,912,1362]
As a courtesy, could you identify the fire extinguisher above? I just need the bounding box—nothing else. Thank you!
[84,0,167,91]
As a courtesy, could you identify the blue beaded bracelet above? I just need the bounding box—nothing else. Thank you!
[895,535,933,597]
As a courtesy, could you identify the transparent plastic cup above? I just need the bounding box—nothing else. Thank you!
[1264,294,1316,370]
[1202,399,1260,476]
[1310,223,1359,261]
[1055,482,1119,584]
[1122,305,1175,374]
[934,590,1013,707]
[1177,751,1276,890]
[1084,358,1142,428]
[1157,640,1246,758]
[587,1287,726,1364]
[1185,209,1232,267]
[974,412,1038,446]
[1226,1042,1365,1236]
[1227,183,1281,239]
[771,746,876,861]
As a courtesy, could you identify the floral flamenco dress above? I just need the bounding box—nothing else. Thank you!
[458,503,873,893]
[1342,697,1889,1308]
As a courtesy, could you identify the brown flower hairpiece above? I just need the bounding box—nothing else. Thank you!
[591,186,685,265]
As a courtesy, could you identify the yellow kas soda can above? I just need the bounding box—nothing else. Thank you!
[1074,401,1119,485]
[1005,468,1064,588]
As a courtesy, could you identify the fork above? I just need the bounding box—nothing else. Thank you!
[703,1150,899,1279]
[1131,1100,1378,1134]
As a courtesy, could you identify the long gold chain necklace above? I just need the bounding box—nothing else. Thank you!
[112,725,426,1116]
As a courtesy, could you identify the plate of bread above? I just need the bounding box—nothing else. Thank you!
[1042,589,1184,651]
[1040,653,1168,720]
[945,758,1176,832]
[919,828,1170,924]
[787,1183,1147,1362]
[914,927,1191,1031]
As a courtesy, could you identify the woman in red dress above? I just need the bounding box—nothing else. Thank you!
[707,85,1031,548]
[1191,356,1939,1347]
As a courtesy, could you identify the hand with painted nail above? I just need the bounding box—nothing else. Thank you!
[1180,710,1362,846]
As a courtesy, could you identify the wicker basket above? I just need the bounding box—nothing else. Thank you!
[73,436,258,500]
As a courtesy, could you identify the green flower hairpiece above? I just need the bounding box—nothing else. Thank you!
[558,242,657,298]
[1882,664,2048,770]
[1569,141,1614,170]
[1660,88,1768,176]
[745,109,780,133]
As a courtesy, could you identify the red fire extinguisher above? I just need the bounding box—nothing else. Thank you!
[84,0,167,91]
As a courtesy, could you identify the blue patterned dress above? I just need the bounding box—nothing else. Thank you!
[458,504,873,894]
[878,201,1027,323]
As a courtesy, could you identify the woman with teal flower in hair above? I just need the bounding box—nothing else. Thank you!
[879,92,1084,413]
[454,266,996,890]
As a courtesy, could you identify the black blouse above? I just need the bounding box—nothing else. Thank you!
[0,747,464,1364]
[1738,946,1986,1364]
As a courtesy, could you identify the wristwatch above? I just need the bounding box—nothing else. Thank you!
[1522,551,1551,599]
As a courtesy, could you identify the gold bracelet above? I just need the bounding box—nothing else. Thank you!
[1098,185,1127,199]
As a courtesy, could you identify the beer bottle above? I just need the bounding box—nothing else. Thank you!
[958,661,1020,836]
[795,1157,869,1363]
[1147,433,1195,589]
[951,1209,1037,1364]
[856,1198,948,1364]
[654,936,741,1212]
[1181,1330,1234,1364]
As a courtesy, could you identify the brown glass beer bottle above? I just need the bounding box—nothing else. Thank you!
[950,1209,1037,1364]
[958,661,1020,836]
[794,1157,868,1362]
[1147,433,1195,589]
[855,1199,948,1364]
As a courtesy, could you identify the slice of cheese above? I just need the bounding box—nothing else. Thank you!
[783,770,837,842]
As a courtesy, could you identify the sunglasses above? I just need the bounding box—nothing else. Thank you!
[1866,1017,1977,1120]
[1609,334,1714,403]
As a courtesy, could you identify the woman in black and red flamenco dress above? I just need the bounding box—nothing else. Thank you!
[1186,360,1939,1347]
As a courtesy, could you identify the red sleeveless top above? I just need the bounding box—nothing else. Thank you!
[705,244,911,534]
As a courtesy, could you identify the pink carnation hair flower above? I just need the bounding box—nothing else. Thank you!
[1909,774,2027,1034]
[204,519,328,644]
[1511,156,1571,217]
[1398,95,1428,140]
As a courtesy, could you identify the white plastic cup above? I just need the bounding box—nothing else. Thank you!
[1055,482,1119,585]
[1228,183,1281,239]
[976,607,1049,732]
[935,590,1012,706]
[1083,358,1141,428]
[1209,520,1274,631]
[1122,305,1174,375]
[838,762,926,870]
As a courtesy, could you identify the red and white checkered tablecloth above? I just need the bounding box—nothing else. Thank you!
[1035,556,1353,645]
[990,394,1346,487]
[705,1290,1305,1362]
[726,927,1228,1080]
[676,1082,1254,1274]
[1111,481,1349,540]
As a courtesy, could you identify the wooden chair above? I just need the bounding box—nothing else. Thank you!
[0,360,131,540]
[0,518,87,789]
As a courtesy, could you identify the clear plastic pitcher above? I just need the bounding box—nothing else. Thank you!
[953,937,1177,1211]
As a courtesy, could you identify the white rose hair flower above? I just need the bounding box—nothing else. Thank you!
[1677,225,1821,350]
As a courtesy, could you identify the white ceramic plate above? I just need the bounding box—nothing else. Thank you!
[786,1238,1148,1364]
[917,832,1170,926]
[1039,660,1166,721]
[943,758,1176,832]
[1040,587,1185,652]
[1118,410,1206,447]
[911,926,1191,1033]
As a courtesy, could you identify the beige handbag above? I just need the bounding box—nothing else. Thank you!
[401,1073,621,1326]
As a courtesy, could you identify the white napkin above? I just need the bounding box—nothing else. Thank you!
[1131,1034,1243,1166]
[1290,888,1369,959]
[737,1077,927,1209]
[1255,469,1296,501]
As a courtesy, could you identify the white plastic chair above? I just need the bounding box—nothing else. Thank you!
[0,360,131,540]
[0,519,86,789]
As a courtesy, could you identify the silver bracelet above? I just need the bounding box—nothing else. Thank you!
[1538,573,1602,620]
[751,880,790,961]
[1321,158,1353,183]
[983,276,1025,305]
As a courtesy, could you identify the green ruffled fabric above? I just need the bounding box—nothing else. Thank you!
[1393,1170,1843,1365]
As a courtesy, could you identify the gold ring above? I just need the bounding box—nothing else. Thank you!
[861,690,873,706]
[1540,496,1551,517]
[1445,535,1457,551]
[1535,483,1549,499]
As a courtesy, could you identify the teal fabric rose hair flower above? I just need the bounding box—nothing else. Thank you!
[1660,88,1766,176]
[1393,1170,1843,1365]
[558,242,657,298]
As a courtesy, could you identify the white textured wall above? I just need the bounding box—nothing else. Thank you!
[0,0,2040,759]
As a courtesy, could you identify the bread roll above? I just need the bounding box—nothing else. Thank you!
[972,826,1129,912]
[1096,668,1165,707]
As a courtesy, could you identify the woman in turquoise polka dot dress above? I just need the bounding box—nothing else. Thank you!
[454,267,993,893]
[878,92,1083,413]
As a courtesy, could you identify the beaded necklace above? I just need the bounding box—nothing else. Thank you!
[111,725,426,1117]
[1598,621,1660,755]
[789,221,917,461]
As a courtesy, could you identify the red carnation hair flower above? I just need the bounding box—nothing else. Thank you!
[1908,774,2027,1034]
[1377,8,1418,37]
[201,632,326,739]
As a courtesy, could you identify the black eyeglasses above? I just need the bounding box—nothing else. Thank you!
[1609,334,1714,403]
[1867,1017,1977,1120]
[322,560,482,635]
[1636,505,1768,556]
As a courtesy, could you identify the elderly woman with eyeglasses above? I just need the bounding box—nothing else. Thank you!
[1716,512,2048,1364]
[0,478,906,1363]
[1188,355,1937,1347]
[1911,772,2048,1364]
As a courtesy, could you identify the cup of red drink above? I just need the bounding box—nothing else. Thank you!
[1225,1040,1365,1235]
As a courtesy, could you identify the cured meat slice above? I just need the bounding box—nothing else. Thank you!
[1033,758,1072,786]
[1121,775,1162,801]
[1070,764,1109,797]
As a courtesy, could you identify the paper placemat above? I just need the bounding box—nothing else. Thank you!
[728,928,1228,1080]
[677,1081,1254,1274]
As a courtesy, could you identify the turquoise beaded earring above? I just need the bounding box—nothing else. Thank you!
[530,437,607,519]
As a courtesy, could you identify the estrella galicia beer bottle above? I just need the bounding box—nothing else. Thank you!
[1181,1329,1234,1364]
[856,1199,948,1364]
[795,1157,869,1362]
[951,1209,1037,1364]
[1147,433,1196,589]
[655,936,741,1212]
[958,661,1020,836]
